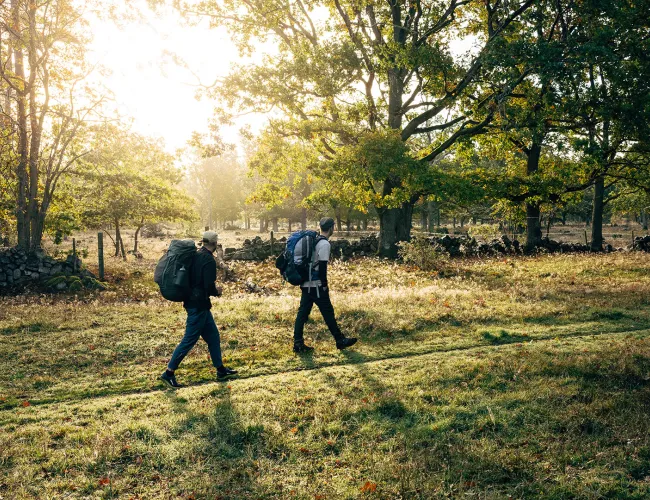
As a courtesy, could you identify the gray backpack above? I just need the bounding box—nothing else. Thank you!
[154,240,197,301]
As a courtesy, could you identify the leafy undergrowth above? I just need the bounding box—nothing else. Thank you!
[1,252,650,498]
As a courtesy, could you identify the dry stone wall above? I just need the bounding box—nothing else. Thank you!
[223,233,650,262]
[0,247,102,292]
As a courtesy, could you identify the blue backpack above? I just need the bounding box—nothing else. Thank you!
[275,230,323,286]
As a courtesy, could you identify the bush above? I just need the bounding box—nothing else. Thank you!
[468,223,502,240]
[142,223,166,239]
[398,238,449,272]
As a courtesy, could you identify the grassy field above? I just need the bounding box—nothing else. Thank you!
[1,246,650,498]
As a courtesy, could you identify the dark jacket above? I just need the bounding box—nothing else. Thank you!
[183,247,219,310]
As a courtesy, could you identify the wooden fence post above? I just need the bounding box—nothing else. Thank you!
[270,230,275,254]
[632,230,635,248]
[584,230,588,246]
[98,232,105,281]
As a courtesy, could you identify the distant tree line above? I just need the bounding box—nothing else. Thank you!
[180,0,650,255]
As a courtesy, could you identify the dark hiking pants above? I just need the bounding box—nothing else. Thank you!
[168,308,222,370]
[294,286,342,345]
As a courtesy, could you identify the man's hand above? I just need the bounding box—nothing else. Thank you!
[215,286,223,297]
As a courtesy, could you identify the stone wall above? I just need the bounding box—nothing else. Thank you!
[223,233,650,262]
[224,235,379,261]
[0,247,99,292]
[632,235,650,252]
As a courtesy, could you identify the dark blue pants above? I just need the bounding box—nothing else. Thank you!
[294,286,342,345]
[168,308,222,370]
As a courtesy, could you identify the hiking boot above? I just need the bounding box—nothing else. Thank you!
[160,370,181,388]
[293,343,314,354]
[217,367,238,381]
[336,337,358,350]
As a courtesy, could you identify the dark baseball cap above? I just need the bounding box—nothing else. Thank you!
[319,217,335,231]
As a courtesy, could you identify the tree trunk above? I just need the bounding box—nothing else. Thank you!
[590,175,605,251]
[12,0,29,250]
[427,201,435,232]
[133,218,144,253]
[642,208,648,231]
[259,217,265,233]
[362,217,368,230]
[335,207,342,232]
[524,143,543,252]
[301,208,307,230]
[272,217,279,232]
[115,219,121,257]
[525,203,542,251]
[120,234,127,261]
[378,202,413,258]
[420,205,427,230]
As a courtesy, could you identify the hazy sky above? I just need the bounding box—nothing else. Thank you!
[86,3,476,155]
[87,3,260,153]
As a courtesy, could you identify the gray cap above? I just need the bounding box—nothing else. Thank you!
[202,231,218,244]
[319,217,335,231]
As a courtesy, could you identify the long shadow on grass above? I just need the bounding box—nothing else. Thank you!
[4,327,650,411]
[160,385,287,497]
[336,306,650,347]
[324,346,650,497]
[325,351,535,495]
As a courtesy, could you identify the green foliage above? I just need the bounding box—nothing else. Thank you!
[187,151,247,227]
[397,237,449,272]
[44,184,83,244]
[82,125,197,230]
[468,224,502,241]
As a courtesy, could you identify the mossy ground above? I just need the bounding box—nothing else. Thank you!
[1,249,649,498]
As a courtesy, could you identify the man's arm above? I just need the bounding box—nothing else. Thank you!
[317,239,331,290]
[318,260,328,289]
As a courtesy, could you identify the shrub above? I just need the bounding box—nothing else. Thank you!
[468,223,502,240]
[398,238,449,272]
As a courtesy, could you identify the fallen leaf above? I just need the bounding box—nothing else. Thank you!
[98,477,110,486]
[361,481,377,493]
[22,400,30,407]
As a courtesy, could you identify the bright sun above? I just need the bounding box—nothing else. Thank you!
[86,2,261,153]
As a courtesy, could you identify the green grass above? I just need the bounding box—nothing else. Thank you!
[1,251,650,498]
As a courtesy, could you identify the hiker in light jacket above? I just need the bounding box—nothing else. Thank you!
[160,231,237,387]
[293,218,357,353]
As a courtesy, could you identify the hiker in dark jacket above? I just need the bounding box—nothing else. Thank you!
[160,231,237,387]
[293,217,357,353]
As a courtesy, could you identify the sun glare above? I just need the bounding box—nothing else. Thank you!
[86,3,258,152]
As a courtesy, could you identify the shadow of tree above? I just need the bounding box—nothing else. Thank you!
[160,385,290,498]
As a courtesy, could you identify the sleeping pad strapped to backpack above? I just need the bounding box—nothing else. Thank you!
[154,239,197,301]
[275,230,323,286]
